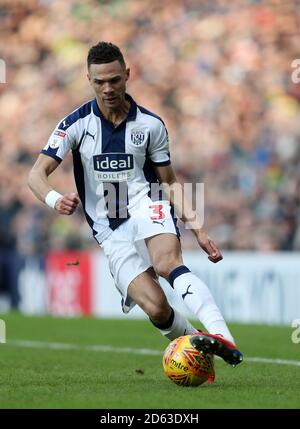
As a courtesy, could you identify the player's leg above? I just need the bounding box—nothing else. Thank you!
[100,226,196,341]
[127,267,197,340]
[146,233,233,339]
[146,233,243,365]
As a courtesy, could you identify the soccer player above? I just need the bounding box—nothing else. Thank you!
[28,42,243,372]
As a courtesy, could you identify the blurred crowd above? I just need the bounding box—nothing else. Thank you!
[1,0,300,262]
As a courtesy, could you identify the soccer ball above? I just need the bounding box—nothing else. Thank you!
[162,335,214,387]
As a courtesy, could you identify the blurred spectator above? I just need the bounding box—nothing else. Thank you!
[0,186,21,307]
[0,0,299,257]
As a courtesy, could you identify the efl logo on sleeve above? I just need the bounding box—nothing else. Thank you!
[93,153,135,182]
[49,129,66,149]
[54,130,66,138]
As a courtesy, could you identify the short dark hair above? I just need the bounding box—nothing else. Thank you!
[87,42,126,68]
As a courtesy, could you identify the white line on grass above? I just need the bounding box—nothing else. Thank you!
[8,340,161,356]
[7,339,300,367]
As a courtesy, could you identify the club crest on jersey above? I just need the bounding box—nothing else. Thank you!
[93,153,135,182]
[131,128,145,146]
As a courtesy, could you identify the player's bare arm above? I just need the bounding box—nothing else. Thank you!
[154,164,223,263]
[28,154,80,215]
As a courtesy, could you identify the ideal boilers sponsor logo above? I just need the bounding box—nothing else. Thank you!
[93,153,135,182]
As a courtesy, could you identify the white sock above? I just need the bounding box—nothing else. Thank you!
[169,266,235,344]
[154,308,198,341]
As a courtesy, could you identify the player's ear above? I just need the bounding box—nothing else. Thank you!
[125,68,130,82]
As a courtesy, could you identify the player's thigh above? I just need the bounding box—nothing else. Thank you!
[145,233,183,277]
[127,267,170,315]
[101,227,150,298]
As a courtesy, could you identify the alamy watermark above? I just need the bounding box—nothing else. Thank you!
[291,59,300,84]
[0,319,6,343]
[291,319,300,344]
[95,182,205,228]
[0,59,6,83]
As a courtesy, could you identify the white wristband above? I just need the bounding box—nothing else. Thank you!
[45,190,63,209]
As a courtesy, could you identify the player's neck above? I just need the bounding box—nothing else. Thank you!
[97,97,130,128]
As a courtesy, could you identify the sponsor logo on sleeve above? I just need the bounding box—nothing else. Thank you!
[49,129,66,149]
[54,130,66,138]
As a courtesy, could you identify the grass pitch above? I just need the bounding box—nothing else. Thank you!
[0,313,299,409]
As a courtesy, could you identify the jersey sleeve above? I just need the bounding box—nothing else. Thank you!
[41,121,76,163]
[148,120,171,166]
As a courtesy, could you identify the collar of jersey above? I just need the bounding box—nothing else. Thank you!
[92,93,137,123]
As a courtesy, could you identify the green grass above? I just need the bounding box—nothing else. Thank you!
[0,313,299,409]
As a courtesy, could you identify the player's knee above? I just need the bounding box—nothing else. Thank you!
[138,293,170,324]
[153,254,182,279]
[147,303,170,325]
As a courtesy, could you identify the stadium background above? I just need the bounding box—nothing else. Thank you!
[1,0,300,411]
[0,0,299,322]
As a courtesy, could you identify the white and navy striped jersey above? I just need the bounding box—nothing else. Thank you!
[42,94,176,243]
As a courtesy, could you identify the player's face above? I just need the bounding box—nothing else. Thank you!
[88,60,129,110]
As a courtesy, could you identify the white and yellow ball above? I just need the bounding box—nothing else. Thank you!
[163,335,214,387]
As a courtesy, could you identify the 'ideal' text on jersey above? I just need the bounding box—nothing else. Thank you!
[93,153,134,182]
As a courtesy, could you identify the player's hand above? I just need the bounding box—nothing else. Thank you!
[196,230,223,263]
[54,192,80,215]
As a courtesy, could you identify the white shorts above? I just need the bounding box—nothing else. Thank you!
[100,197,179,313]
